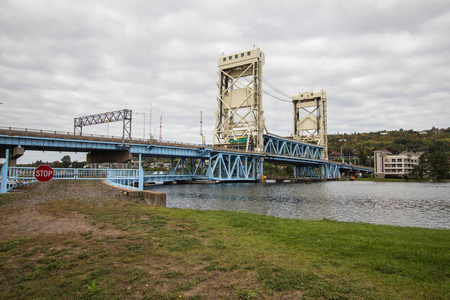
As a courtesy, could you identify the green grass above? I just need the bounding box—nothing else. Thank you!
[0,181,449,299]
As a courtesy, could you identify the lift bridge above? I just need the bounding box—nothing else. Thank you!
[0,48,373,193]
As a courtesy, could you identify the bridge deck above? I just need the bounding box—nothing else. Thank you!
[0,126,373,174]
[0,127,259,156]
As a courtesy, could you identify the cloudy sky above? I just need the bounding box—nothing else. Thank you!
[1,0,449,163]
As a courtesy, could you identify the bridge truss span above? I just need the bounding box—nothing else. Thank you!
[209,151,263,181]
[74,109,132,144]
[263,134,324,160]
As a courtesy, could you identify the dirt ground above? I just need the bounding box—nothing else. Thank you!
[1,181,284,299]
[0,181,129,239]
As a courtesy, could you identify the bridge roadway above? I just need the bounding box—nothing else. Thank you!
[0,126,373,183]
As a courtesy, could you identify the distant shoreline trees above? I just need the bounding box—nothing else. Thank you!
[328,127,450,171]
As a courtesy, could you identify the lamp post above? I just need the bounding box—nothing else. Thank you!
[135,112,146,140]
[339,139,347,163]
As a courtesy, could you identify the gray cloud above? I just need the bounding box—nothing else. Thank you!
[0,0,449,163]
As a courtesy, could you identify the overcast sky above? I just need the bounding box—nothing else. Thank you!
[1,0,449,163]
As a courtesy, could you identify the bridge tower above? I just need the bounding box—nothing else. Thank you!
[213,48,266,152]
[292,90,328,159]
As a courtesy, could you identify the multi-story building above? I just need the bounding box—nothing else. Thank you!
[374,150,420,178]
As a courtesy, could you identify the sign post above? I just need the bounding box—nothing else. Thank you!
[34,165,54,182]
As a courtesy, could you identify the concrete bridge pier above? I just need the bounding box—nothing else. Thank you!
[0,147,24,167]
[86,150,133,163]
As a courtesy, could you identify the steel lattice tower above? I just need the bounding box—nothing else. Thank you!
[292,90,328,159]
[213,48,266,152]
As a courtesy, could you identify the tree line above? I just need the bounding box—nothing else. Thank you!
[328,127,449,179]
[26,155,86,169]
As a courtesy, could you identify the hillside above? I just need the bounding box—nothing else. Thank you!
[327,127,450,166]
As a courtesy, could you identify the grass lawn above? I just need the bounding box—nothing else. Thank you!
[0,180,448,299]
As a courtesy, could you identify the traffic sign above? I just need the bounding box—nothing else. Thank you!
[34,165,54,182]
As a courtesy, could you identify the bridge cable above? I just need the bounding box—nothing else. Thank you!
[240,77,292,103]
[262,77,292,99]
[262,90,292,103]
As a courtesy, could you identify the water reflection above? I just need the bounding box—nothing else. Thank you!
[148,181,450,229]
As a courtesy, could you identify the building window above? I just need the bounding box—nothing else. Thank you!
[229,56,232,60]
[247,51,251,56]
[223,58,226,62]
[241,53,244,57]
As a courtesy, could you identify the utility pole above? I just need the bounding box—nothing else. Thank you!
[149,102,152,140]
[339,139,347,163]
[159,115,162,141]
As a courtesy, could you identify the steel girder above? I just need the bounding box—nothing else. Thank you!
[170,157,209,179]
[325,163,341,179]
[208,152,263,181]
[263,134,324,160]
[294,165,323,179]
[74,109,132,144]
[0,134,210,159]
[294,163,342,180]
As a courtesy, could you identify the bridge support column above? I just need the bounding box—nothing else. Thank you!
[258,158,264,180]
[321,164,326,180]
[0,149,9,193]
[138,154,143,191]
[0,147,24,167]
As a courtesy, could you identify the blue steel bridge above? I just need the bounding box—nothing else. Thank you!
[1,48,376,192]
[0,126,373,193]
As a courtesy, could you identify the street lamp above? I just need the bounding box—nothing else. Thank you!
[135,112,146,140]
[339,139,347,163]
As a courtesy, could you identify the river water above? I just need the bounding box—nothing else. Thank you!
[148,181,450,229]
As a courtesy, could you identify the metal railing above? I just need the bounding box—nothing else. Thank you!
[0,166,210,192]
[2,167,110,192]
[0,126,210,148]
[106,169,139,190]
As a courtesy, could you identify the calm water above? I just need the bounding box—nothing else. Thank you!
[148,181,450,229]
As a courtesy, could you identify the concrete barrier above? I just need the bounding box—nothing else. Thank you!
[142,190,166,207]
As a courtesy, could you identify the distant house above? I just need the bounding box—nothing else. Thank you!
[373,150,420,178]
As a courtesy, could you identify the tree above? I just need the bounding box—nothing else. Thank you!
[61,155,71,168]
[72,161,86,168]
[357,149,369,166]
[410,155,427,180]
[285,164,294,177]
[427,151,449,180]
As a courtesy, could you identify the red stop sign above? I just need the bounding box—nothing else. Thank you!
[34,165,54,182]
